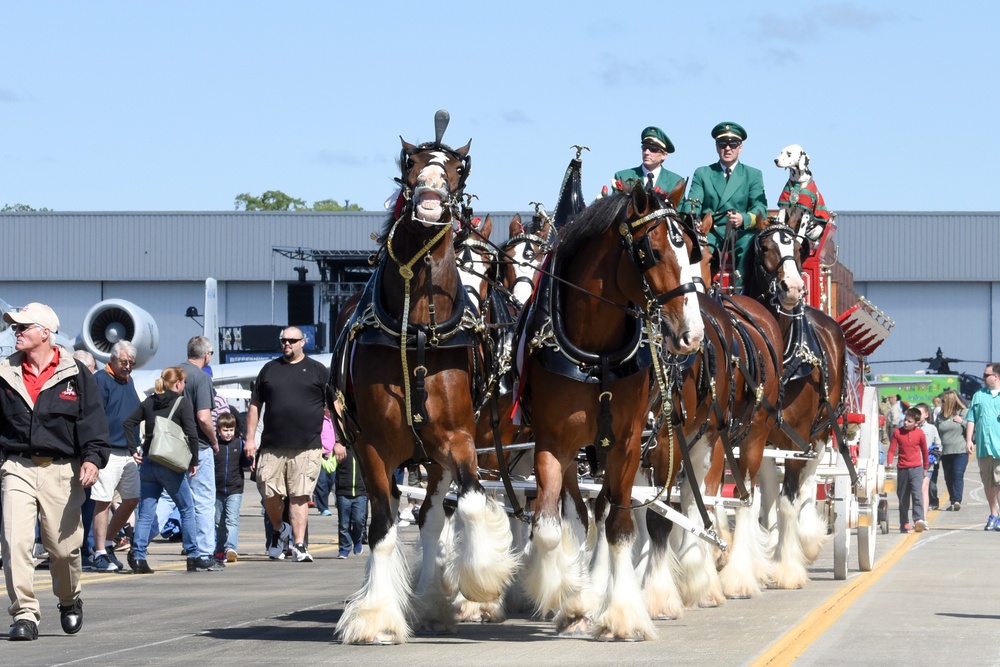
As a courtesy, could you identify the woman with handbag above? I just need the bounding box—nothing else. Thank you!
[122,367,203,573]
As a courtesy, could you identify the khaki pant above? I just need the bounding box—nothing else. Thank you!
[1,455,84,625]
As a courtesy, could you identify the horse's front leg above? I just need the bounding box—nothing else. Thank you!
[523,446,592,635]
[335,444,412,645]
[412,465,458,633]
[446,430,517,607]
[593,433,657,642]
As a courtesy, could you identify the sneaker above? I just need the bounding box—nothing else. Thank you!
[106,546,124,570]
[225,548,238,563]
[126,548,139,572]
[320,509,332,516]
[92,553,121,572]
[82,558,97,573]
[953,501,961,511]
[914,520,927,533]
[353,543,363,555]
[267,523,290,560]
[336,553,349,560]
[214,552,226,564]
[398,507,416,523]
[985,515,997,531]
[291,543,313,563]
[900,524,911,534]
[187,556,225,572]
[396,519,411,528]
[928,505,939,511]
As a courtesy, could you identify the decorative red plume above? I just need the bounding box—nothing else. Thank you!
[602,185,610,196]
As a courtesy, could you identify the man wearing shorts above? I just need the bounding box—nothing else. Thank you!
[244,327,328,562]
[91,341,141,571]
[966,363,1000,530]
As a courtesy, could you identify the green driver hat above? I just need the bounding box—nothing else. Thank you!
[711,121,747,141]
[640,126,675,153]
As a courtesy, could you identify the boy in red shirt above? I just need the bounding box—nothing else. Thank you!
[887,407,930,533]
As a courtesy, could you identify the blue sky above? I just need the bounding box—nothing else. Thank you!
[1,2,994,214]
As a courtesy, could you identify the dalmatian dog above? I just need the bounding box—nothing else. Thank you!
[774,144,830,243]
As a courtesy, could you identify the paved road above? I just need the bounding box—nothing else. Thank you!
[4,466,997,666]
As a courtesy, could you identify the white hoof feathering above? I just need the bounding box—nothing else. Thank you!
[336,526,412,644]
[642,542,684,620]
[448,491,517,604]
[412,506,457,632]
[772,496,810,590]
[719,504,772,598]
[523,515,590,618]
[594,539,657,641]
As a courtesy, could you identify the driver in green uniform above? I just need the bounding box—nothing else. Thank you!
[686,122,767,289]
[613,126,684,196]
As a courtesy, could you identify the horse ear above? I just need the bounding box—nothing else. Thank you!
[698,212,713,236]
[400,137,416,152]
[509,213,523,236]
[456,139,472,157]
[667,178,687,209]
[481,214,493,238]
[631,181,649,212]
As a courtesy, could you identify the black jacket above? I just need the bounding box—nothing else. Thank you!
[335,446,367,498]
[0,346,110,467]
[214,436,248,496]
[123,390,199,460]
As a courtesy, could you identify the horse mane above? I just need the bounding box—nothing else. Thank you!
[556,192,630,258]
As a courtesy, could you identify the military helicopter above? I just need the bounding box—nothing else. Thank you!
[868,348,986,400]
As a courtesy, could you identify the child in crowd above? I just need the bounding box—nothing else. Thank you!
[313,407,337,516]
[334,438,368,559]
[916,402,943,512]
[887,407,929,533]
[214,412,249,562]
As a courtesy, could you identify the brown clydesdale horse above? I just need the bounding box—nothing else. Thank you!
[744,210,848,590]
[333,128,516,644]
[518,184,703,640]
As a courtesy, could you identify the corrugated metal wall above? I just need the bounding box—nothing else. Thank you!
[835,212,1000,282]
[0,210,524,281]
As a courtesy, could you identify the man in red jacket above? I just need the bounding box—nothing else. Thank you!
[0,303,110,641]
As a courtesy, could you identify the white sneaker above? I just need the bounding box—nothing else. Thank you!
[397,518,411,528]
[398,507,416,523]
[291,543,313,562]
[914,519,928,533]
[267,522,291,559]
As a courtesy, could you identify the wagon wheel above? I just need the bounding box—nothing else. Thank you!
[856,387,881,572]
[833,474,850,580]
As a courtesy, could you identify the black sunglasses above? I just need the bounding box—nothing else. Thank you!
[280,337,303,345]
[716,139,742,149]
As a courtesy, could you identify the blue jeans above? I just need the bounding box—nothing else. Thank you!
[133,460,199,560]
[337,494,368,556]
[214,493,242,554]
[313,468,336,513]
[189,448,217,558]
[941,452,969,504]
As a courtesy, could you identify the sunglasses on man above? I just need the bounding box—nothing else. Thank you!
[280,337,303,345]
[716,139,742,149]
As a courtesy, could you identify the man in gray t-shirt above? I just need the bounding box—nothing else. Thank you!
[180,336,222,572]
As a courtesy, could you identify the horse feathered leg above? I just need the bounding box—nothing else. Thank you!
[448,484,517,604]
[336,524,412,644]
[797,440,830,563]
[672,436,725,608]
[412,467,457,634]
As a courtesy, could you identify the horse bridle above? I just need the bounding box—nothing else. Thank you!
[619,206,701,314]
[753,223,803,306]
[397,142,471,224]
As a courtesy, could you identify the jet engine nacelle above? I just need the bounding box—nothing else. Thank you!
[76,299,160,367]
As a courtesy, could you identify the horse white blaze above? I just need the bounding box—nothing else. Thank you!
[665,241,704,354]
[774,231,805,307]
[508,239,541,307]
[414,162,448,224]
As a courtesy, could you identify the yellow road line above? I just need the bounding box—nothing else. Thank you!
[750,522,924,667]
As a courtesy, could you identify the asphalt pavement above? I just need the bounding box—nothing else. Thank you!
[4,465,997,666]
